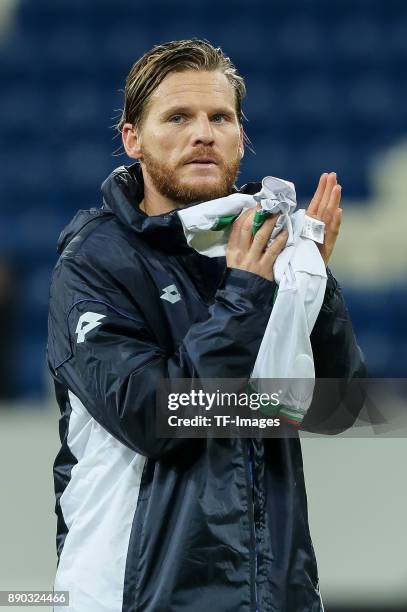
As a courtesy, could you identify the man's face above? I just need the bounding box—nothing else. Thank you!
[130,70,244,205]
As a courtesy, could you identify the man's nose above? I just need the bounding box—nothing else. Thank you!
[191,116,215,145]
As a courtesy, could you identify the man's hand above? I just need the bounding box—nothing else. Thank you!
[306,172,342,266]
[226,207,288,282]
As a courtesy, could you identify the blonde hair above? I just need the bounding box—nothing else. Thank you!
[116,38,247,133]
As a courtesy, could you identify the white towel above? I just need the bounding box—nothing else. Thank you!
[177,177,327,425]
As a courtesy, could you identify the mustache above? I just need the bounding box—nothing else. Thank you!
[182,150,222,165]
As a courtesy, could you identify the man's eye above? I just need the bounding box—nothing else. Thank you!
[212,114,227,123]
[169,115,185,123]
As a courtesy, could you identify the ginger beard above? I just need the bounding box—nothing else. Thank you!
[139,146,242,205]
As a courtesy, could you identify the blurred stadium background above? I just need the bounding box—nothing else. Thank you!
[0,0,406,610]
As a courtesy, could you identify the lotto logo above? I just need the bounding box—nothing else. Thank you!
[75,312,106,343]
[160,284,182,304]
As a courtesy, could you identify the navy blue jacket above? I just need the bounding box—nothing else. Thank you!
[47,162,367,612]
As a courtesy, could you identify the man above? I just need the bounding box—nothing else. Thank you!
[48,39,366,612]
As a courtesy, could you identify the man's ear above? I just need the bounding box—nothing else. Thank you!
[122,123,142,160]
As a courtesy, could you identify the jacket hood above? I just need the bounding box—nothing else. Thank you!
[57,207,112,255]
[101,162,192,253]
[57,161,262,255]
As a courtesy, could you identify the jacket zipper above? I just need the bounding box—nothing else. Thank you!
[246,438,259,611]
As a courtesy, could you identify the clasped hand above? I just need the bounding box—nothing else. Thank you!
[226,171,342,280]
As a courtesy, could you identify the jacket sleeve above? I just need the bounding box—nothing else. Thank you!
[301,267,368,434]
[48,256,277,459]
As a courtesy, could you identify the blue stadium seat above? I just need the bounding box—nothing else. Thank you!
[333,17,386,67]
[272,18,327,70]
[1,88,45,140]
[51,86,106,137]
[59,142,115,190]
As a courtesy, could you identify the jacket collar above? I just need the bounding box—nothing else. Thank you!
[101,162,191,253]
